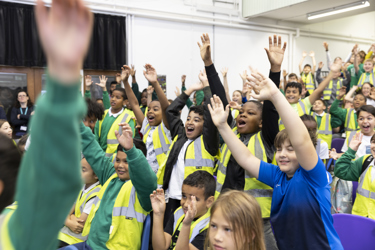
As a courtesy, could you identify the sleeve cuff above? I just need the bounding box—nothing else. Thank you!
[179,92,190,102]
[205,64,216,77]
[124,145,138,159]
[347,147,357,156]
[45,72,81,104]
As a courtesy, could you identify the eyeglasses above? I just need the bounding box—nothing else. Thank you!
[18,95,27,97]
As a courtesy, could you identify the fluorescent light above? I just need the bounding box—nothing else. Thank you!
[307,1,370,20]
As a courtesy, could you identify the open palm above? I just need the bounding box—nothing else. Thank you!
[208,95,229,128]
[265,35,286,67]
[247,72,279,101]
[198,33,212,63]
[150,189,166,216]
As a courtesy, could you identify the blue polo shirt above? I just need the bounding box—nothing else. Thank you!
[258,157,343,250]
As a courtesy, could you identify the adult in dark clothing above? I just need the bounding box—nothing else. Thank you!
[0,106,6,120]
[10,90,34,138]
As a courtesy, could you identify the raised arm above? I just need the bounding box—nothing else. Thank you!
[345,85,358,103]
[96,75,110,109]
[316,62,324,84]
[220,67,231,103]
[299,51,307,74]
[147,86,154,106]
[310,51,316,74]
[151,189,171,250]
[143,64,170,129]
[84,75,93,99]
[352,44,360,74]
[308,63,341,104]
[323,42,332,70]
[121,65,145,126]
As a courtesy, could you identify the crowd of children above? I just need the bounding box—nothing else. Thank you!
[1,0,375,250]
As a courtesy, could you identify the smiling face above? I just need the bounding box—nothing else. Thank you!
[288,76,298,83]
[209,207,237,250]
[313,100,326,114]
[185,110,204,139]
[0,122,12,139]
[285,87,301,104]
[232,91,242,105]
[110,90,125,112]
[275,138,299,178]
[303,66,311,74]
[236,102,262,135]
[147,101,162,126]
[114,151,129,181]
[364,61,374,72]
[357,111,375,136]
[181,184,212,218]
[353,94,366,110]
[362,83,372,97]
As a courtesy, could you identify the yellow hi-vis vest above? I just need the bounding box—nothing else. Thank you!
[279,100,308,131]
[313,112,332,149]
[170,207,210,249]
[156,135,216,186]
[142,123,171,168]
[98,109,133,158]
[352,155,375,219]
[301,72,315,94]
[215,127,272,218]
[0,210,15,250]
[344,108,359,138]
[357,72,375,88]
[323,79,343,101]
[82,174,148,250]
[58,183,101,245]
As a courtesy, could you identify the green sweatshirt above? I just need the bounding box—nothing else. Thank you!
[329,99,357,128]
[2,74,86,249]
[181,86,204,108]
[347,64,364,88]
[335,147,365,181]
[84,90,111,110]
[80,122,156,249]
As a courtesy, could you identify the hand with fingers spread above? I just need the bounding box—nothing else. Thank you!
[309,51,315,57]
[115,123,133,150]
[143,64,158,84]
[246,70,279,101]
[239,70,248,83]
[302,51,307,58]
[147,86,154,96]
[85,75,93,91]
[35,0,94,84]
[198,70,209,87]
[265,35,287,72]
[208,95,230,129]
[121,65,131,83]
[197,33,213,66]
[229,101,242,110]
[150,189,166,216]
[220,67,228,78]
[349,132,363,152]
[183,196,197,226]
[96,75,108,91]
[337,86,347,100]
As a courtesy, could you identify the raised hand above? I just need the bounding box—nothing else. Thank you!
[329,148,339,160]
[147,86,154,95]
[349,132,363,151]
[121,65,131,82]
[115,123,133,151]
[323,42,329,51]
[309,51,315,57]
[183,196,197,225]
[175,86,181,97]
[208,95,230,129]
[282,70,288,78]
[150,189,166,216]
[190,81,205,92]
[318,62,324,69]
[265,35,287,71]
[247,70,279,101]
[239,70,248,82]
[229,101,241,110]
[116,73,121,83]
[130,64,136,77]
[198,69,209,87]
[143,64,158,84]
[35,0,93,84]
[96,75,108,90]
[221,67,228,77]
[85,75,93,90]
[302,51,307,57]
[197,33,212,66]
[352,44,359,55]
[181,75,186,83]
[337,86,347,100]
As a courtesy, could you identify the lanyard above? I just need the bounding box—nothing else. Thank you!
[20,107,28,115]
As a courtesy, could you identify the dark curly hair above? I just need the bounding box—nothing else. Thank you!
[85,98,104,121]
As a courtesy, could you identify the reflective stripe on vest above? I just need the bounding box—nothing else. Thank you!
[357,166,375,199]
[323,79,343,100]
[143,123,171,157]
[313,112,332,148]
[302,73,315,93]
[105,113,129,145]
[346,131,358,146]
[279,100,307,129]
[358,72,375,88]
[78,186,101,217]
[112,187,147,223]
[184,137,215,168]
[172,207,210,246]
[0,211,15,250]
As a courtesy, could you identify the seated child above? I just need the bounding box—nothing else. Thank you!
[94,86,136,158]
[208,69,343,249]
[299,51,316,94]
[83,98,104,133]
[151,171,215,250]
[122,64,172,174]
[355,48,374,88]
[158,73,219,223]
[335,132,375,219]
[84,75,110,109]
[58,157,101,247]
[0,119,13,139]
[206,190,266,250]
[61,122,157,250]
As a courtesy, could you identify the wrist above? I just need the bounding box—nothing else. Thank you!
[270,65,281,72]
[182,219,192,226]
[85,87,90,91]
[48,61,82,85]
[204,59,213,67]
[102,87,107,91]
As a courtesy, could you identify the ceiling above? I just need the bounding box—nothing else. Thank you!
[244,0,375,24]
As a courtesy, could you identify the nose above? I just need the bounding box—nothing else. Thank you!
[213,229,223,243]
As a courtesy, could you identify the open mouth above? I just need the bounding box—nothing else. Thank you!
[362,125,371,131]
[237,119,246,128]
[186,126,195,134]
[111,102,116,106]
[148,115,155,123]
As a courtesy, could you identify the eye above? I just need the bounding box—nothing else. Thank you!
[116,158,120,162]
[276,148,281,151]
[224,227,232,232]
[210,223,217,229]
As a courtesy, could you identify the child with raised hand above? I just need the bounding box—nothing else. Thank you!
[84,75,111,109]
[83,98,104,133]
[280,62,341,130]
[122,63,172,174]
[198,33,283,249]
[151,171,215,250]
[0,0,93,249]
[61,122,156,249]
[179,75,205,108]
[299,50,316,94]
[334,132,375,219]
[159,70,219,224]
[353,44,375,88]
[345,83,375,106]
[208,70,343,249]
[58,157,101,247]
[205,190,266,250]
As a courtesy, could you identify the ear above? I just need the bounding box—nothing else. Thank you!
[0,180,3,197]
[205,195,215,209]
[122,100,126,106]
[259,119,263,129]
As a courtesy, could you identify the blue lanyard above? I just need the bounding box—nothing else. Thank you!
[20,107,28,115]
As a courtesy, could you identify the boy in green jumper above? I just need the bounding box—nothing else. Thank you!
[84,75,111,109]
[0,0,93,249]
